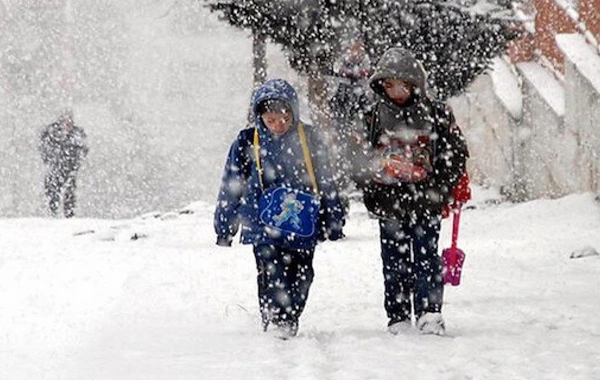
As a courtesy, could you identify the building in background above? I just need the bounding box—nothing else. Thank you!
[453,0,600,200]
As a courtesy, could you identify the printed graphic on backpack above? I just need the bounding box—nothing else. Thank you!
[259,187,320,238]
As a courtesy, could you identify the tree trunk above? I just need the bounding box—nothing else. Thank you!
[252,32,267,89]
[307,72,338,171]
[307,73,331,132]
[249,31,267,123]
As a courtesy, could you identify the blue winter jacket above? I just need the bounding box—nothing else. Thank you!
[214,79,345,249]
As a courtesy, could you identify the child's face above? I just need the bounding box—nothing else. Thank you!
[382,78,413,105]
[261,110,293,136]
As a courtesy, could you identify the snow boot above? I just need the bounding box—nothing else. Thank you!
[261,311,270,332]
[387,319,414,335]
[416,312,445,336]
[266,320,298,340]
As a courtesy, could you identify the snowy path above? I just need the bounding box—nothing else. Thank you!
[1,189,600,379]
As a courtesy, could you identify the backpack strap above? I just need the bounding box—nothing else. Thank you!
[253,127,264,190]
[297,124,319,194]
[253,123,319,194]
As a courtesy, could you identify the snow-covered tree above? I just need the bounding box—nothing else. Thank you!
[207,0,343,129]
[355,0,520,100]
[207,0,519,101]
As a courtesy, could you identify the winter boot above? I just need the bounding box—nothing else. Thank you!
[387,319,414,335]
[416,312,445,336]
[267,320,299,340]
[261,312,270,332]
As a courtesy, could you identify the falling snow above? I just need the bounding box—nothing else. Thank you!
[1,1,600,379]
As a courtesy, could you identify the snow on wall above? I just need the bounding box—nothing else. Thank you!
[517,62,565,117]
[557,33,600,93]
[490,58,523,120]
[517,61,578,197]
[455,33,600,200]
[559,33,600,192]
[449,67,517,191]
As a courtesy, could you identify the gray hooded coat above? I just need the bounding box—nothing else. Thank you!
[39,122,88,174]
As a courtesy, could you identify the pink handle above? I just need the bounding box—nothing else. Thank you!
[451,204,461,250]
[448,203,462,265]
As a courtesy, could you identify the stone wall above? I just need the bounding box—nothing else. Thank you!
[559,34,600,193]
[454,33,600,200]
[450,73,517,192]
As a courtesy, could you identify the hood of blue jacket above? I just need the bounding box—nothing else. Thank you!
[251,79,300,134]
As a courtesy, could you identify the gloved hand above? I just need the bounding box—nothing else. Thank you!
[453,172,471,204]
[373,155,428,184]
[442,172,471,219]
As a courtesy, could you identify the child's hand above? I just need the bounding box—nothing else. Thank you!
[453,172,471,204]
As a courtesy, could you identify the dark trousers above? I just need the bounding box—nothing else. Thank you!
[44,169,77,218]
[379,214,443,323]
[253,244,315,327]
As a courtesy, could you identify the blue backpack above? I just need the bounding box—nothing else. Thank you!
[254,124,321,246]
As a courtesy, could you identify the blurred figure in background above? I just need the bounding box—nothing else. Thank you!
[39,108,88,218]
[329,36,372,212]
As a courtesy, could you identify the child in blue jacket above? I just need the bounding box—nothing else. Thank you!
[214,79,345,339]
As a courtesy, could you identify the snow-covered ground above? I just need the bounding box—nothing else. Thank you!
[1,186,599,380]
